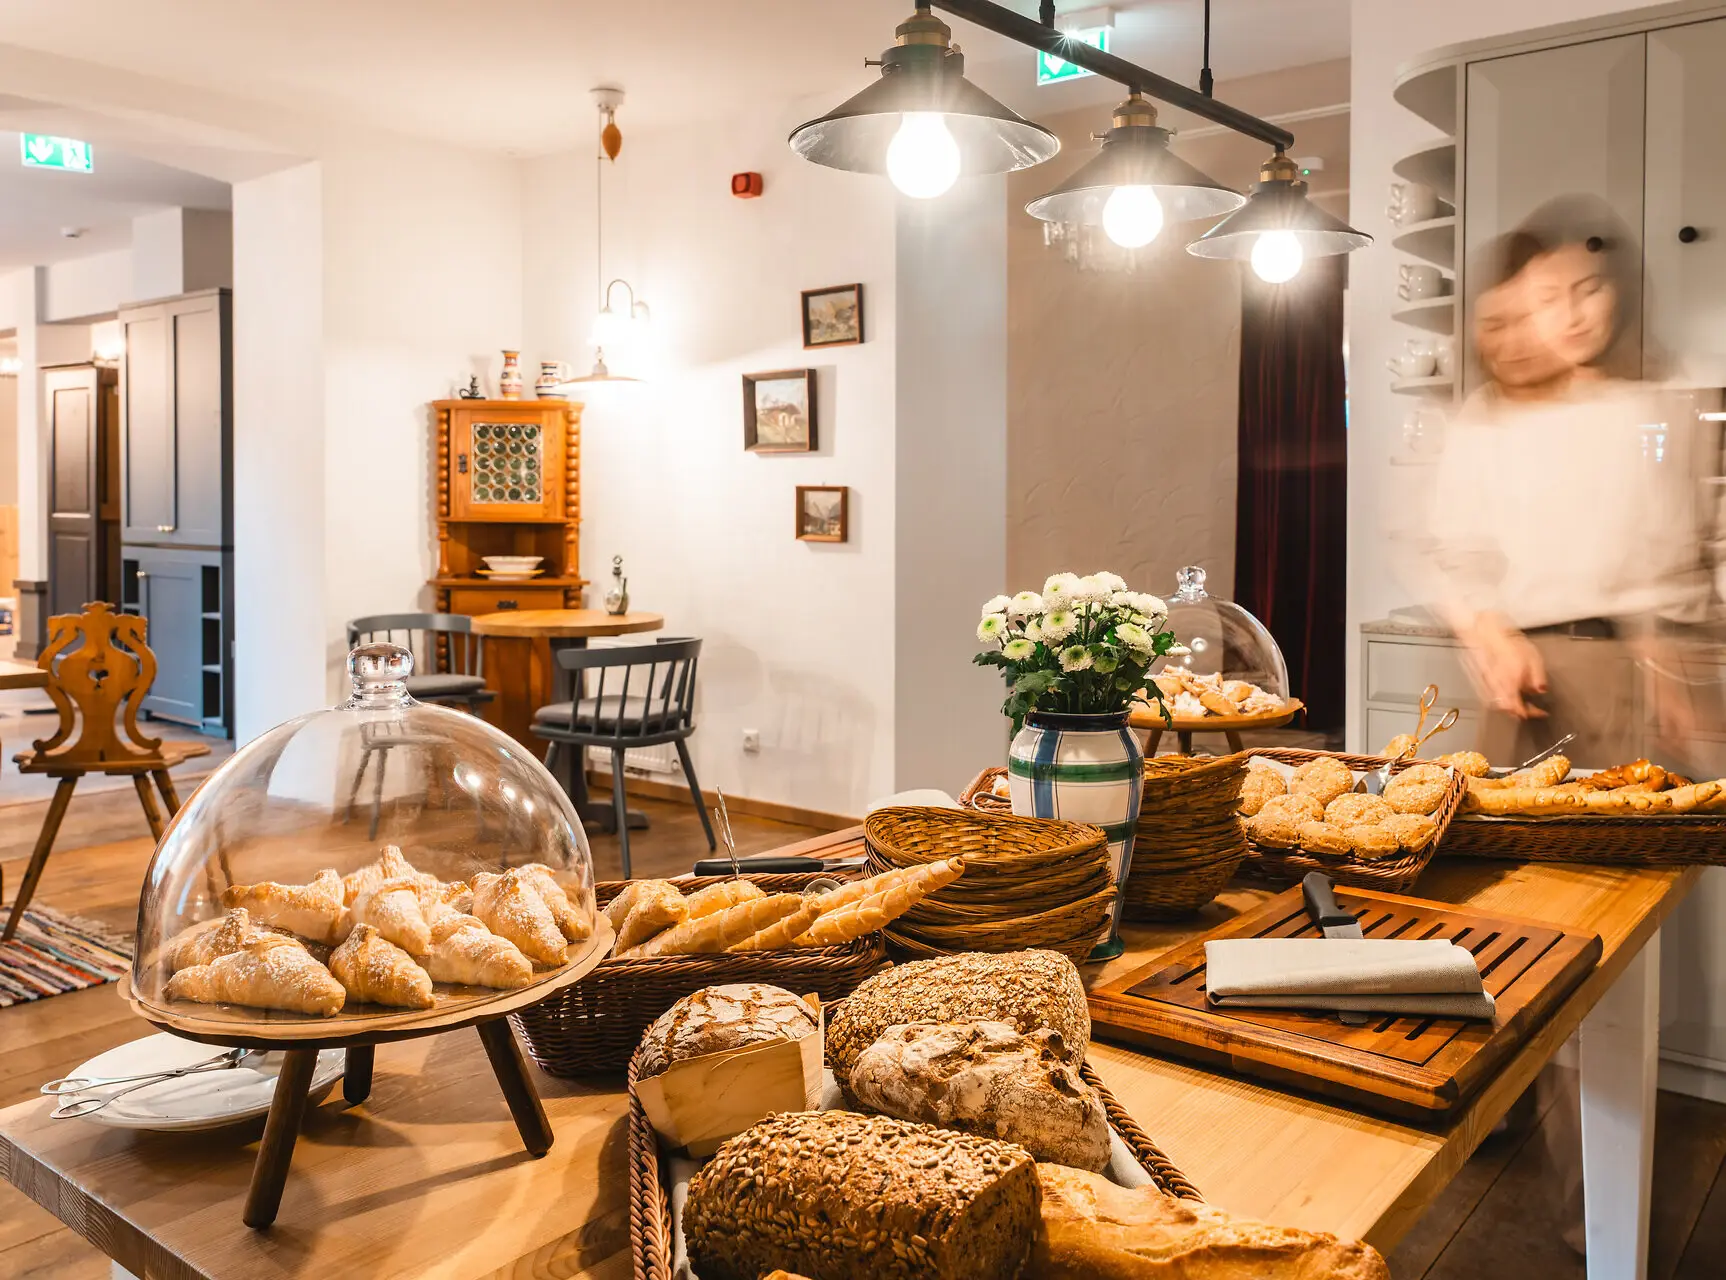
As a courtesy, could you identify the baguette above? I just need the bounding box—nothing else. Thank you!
[794,857,965,946]
[1463,786,1589,817]
[683,878,765,921]
[726,899,823,952]
[809,864,925,914]
[620,893,806,958]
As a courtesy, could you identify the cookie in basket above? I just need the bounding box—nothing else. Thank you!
[1383,764,1451,816]
[1381,813,1437,853]
[1239,768,1287,817]
[1289,758,1354,807]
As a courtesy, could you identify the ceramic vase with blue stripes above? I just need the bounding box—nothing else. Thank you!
[1007,710,1143,961]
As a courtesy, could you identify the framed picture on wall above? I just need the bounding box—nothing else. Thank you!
[801,283,864,348]
[743,369,817,452]
[796,485,849,542]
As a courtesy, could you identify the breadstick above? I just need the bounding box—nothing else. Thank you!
[1464,786,1589,817]
[809,865,926,914]
[614,880,688,951]
[726,900,824,952]
[683,879,765,921]
[619,894,806,958]
[793,858,965,947]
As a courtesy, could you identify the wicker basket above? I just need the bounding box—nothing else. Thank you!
[957,767,1014,815]
[863,807,1111,964]
[510,873,888,1077]
[1439,812,1726,865]
[1238,748,1468,892]
[627,1043,1203,1280]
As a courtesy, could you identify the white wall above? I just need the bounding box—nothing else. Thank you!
[521,96,901,817]
[40,248,128,322]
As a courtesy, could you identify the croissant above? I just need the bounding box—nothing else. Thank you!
[619,893,806,958]
[330,924,434,1009]
[350,876,432,955]
[794,857,965,947]
[423,910,534,988]
[166,907,310,973]
[472,869,568,966]
[612,880,688,952]
[342,844,435,905]
[221,869,348,944]
[726,899,823,952]
[165,936,345,1016]
[517,863,592,942]
[683,878,765,921]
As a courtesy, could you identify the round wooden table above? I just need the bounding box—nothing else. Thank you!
[1129,698,1304,755]
[467,610,665,831]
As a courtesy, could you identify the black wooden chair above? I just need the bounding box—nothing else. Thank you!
[346,613,494,714]
[530,637,714,877]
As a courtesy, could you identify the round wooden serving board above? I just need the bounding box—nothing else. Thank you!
[1129,698,1304,733]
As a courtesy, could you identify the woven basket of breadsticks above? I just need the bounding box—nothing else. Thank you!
[862,807,1114,964]
[511,867,964,1075]
[1437,754,1726,865]
[1235,748,1468,892]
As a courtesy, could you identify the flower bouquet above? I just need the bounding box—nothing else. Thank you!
[973,572,1181,961]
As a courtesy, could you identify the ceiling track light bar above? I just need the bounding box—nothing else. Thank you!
[927,0,1293,152]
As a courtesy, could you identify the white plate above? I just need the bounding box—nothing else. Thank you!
[54,1033,344,1131]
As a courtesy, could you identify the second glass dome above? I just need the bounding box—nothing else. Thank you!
[132,643,596,1028]
[1150,566,1290,716]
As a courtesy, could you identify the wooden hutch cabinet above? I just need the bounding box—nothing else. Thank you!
[432,399,584,742]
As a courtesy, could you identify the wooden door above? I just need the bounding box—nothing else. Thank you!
[1464,34,1647,390]
[46,367,101,616]
[1645,19,1726,384]
[168,293,229,545]
[135,549,201,723]
[121,304,175,541]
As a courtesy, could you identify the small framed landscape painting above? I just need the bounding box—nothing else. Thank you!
[801,283,864,348]
[796,485,849,543]
[744,369,817,453]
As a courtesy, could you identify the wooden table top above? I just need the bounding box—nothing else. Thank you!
[467,609,664,639]
[0,834,1694,1278]
[0,657,47,692]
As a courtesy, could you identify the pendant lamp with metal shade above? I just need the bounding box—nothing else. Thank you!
[1186,152,1371,282]
[1024,93,1244,249]
[788,4,1059,199]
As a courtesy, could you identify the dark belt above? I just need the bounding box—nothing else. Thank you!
[1524,618,1618,640]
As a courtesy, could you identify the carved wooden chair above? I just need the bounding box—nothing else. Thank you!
[3,602,211,941]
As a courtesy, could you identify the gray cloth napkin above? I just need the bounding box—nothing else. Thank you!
[1205,938,1497,1019]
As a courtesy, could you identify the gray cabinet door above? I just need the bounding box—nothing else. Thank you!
[136,549,201,723]
[168,294,229,545]
[121,306,174,542]
[47,367,98,617]
[1645,18,1726,385]
[1464,34,1647,388]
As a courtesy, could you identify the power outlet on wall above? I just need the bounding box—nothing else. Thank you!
[741,729,761,754]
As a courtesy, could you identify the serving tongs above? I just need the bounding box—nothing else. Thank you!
[689,789,864,883]
[1359,684,1460,794]
[42,1046,264,1118]
[1485,733,1577,781]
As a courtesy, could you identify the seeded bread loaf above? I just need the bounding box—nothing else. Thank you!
[635,983,817,1080]
[849,1020,1110,1171]
[826,950,1090,1084]
[684,1110,1041,1280]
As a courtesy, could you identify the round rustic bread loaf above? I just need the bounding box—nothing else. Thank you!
[825,949,1089,1084]
[635,982,817,1080]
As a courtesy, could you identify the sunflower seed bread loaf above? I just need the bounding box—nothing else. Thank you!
[849,1020,1111,1171]
[684,1110,1042,1280]
[826,949,1090,1084]
[634,983,817,1080]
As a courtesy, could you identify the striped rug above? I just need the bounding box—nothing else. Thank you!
[0,905,133,1007]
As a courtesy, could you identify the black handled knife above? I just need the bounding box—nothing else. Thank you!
[1300,872,1368,1025]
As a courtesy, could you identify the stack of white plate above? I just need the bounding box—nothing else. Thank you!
[479,555,545,582]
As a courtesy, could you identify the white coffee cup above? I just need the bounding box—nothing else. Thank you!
[1390,182,1439,225]
[1435,340,1456,379]
[1398,264,1443,300]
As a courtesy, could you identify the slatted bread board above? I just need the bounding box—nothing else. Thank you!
[1089,885,1601,1118]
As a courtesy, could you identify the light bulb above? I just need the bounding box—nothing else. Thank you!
[1101,185,1164,249]
[886,112,961,199]
[1250,230,1304,283]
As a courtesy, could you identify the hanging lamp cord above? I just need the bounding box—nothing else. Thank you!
[1199,0,1214,97]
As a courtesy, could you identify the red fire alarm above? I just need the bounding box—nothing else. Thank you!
[731,172,764,199]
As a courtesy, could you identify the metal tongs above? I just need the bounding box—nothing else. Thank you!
[1360,684,1459,794]
[41,1046,263,1119]
[1486,733,1577,780]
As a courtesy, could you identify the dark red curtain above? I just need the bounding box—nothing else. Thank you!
[1233,255,1348,732]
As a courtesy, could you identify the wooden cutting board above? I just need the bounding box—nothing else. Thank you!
[1089,885,1601,1118]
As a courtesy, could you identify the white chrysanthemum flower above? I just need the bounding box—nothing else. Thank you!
[976,615,1007,643]
[1059,645,1094,672]
[1069,575,1107,603]
[1109,590,1135,609]
[1042,572,1080,603]
[1093,571,1127,593]
[1093,650,1120,674]
[979,594,1012,618]
[1115,622,1154,653]
[1023,617,1044,643]
[1007,591,1043,618]
[1166,643,1192,657]
[1002,638,1036,662]
[1040,609,1078,643]
[1134,593,1168,624]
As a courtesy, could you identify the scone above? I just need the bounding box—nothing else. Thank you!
[1297,820,1353,856]
[1346,825,1401,859]
[1436,750,1491,778]
[1289,757,1354,806]
[1325,793,1394,829]
[1381,813,1438,852]
[1258,793,1324,825]
[1238,768,1287,817]
[1383,763,1452,815]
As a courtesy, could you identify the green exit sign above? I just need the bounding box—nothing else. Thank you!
[21,134,93,173]
[1037,27,1111,85]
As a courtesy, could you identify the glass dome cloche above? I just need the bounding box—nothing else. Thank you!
[131,643,599,1031]
[1148,566,1292,719]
